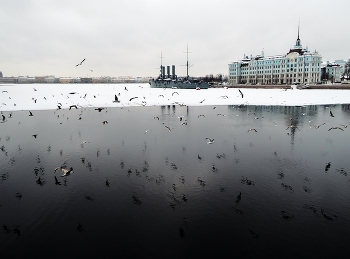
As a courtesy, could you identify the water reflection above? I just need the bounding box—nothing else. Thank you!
[1,104,350,257]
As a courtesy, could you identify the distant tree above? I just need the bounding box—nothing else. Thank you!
[342,59,350,80]
[216,74,223,82]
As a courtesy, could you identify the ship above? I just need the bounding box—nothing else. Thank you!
[149,47,209,89]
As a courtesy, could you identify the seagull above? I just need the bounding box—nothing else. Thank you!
[325,162,331,172]
[330,110,334,117]
[76,58,85,67]
[310,123,325,129]
[198,114,205,118]
[340,123,350,128]
[199,99,205,103]
[129,97,138,101]
[165,126,171,132]
[113,94,119,103]
[95,108,104,112]
[102,120,108,124]
[328,127,344,131]
[286,125,300,130]
[238,89,243,98]
[206,138,214,144]
[54,166,74,177]
[61,167,73,177]
[172,92,179,96]
[105,178,110,187]
[32,134,38,138]
[69,105,78,110]
[1,114,5,121]
[29,111,33,116]
[247,128,257,132]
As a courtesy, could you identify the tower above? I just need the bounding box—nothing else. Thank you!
[294,22,302,49]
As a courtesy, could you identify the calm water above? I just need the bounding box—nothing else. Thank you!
[1,104,350,258]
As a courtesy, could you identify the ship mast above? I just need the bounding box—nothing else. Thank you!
[159,51,165,78]
[184,45,193,78]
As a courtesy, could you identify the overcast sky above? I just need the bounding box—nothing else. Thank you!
[1,0,349,78]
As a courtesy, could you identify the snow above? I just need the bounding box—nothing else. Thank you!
[1,83,350,112]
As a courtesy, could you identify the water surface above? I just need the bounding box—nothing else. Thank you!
[1,104,350,257]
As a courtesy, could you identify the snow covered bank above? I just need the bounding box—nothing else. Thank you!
[1,83,350,112]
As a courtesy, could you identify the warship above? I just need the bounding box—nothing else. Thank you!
[149,47,209,89]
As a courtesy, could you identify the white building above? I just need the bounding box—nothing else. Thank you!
[228,29,322,85]
[321,60,348,83]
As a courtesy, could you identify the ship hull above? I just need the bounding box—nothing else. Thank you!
[149,79,209,89]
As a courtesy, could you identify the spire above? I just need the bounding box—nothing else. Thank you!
[294,20,302,49]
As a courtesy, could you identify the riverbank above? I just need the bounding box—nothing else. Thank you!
[223,83,350,90]
[1,83,350,112]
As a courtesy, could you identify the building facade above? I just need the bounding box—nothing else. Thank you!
[321,60,349,83]
[228,29,322,85]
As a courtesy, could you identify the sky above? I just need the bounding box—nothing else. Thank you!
[1,0,349,78]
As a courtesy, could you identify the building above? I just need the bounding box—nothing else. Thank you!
[228,28,322,85]
[321,60,348,83]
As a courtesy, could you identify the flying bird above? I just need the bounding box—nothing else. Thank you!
[69,105,78,110]
[129,97,139,101]
[206,138,214,144]
[113,94,119,103]
[328,127,344,131]
[310,123,325,129]
[330,110,334,117]
[95,108,104,112]
[76,58,86,67]
[238,89,244,98]
[29,111,33,116]
[247,128,257,132]
[54,166,74,176]
[286,125,300,130]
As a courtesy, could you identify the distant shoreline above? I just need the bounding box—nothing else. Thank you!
[222,84,350,90]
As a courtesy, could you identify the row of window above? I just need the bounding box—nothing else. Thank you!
[229,73,318,79]
[230,68,320,75]
[230,56,322,68]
